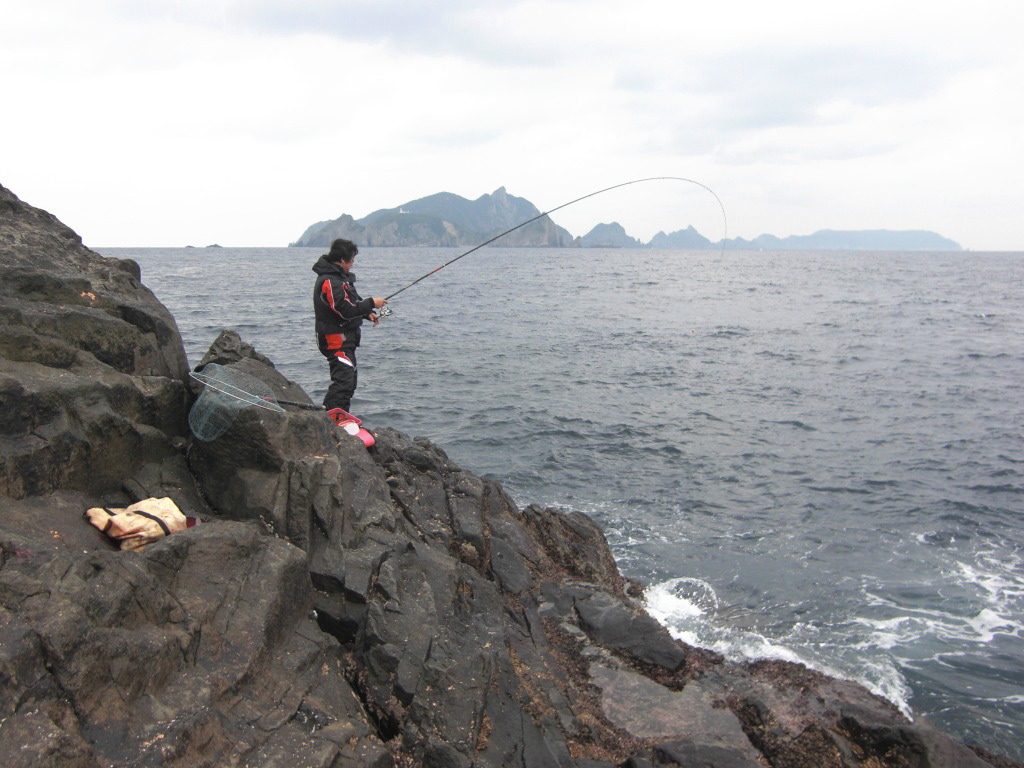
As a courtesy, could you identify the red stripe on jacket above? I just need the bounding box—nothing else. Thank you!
[322,277,362,318]
[321,280,341,316]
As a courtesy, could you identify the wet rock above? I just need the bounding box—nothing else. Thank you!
[655,740,763,768]
[575,590,687,671]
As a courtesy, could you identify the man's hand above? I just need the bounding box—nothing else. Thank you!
[367,297,387,325]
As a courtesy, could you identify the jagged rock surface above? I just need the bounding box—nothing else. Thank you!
[0,182,1014,767]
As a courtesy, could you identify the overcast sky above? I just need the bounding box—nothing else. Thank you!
[2,1,1021,250]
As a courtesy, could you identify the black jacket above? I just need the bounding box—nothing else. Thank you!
[312,255,375,358]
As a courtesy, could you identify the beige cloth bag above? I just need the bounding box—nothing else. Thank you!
[85,497,189,551]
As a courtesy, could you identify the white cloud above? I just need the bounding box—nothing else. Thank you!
[1,0,1021,249]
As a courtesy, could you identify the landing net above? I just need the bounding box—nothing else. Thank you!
[187,363,285,442]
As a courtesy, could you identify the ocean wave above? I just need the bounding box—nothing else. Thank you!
[806,485,873,495]
[856,553,1024,654]
[967,483,1023,495]
[767,419,817,431]
[644,577,914,716]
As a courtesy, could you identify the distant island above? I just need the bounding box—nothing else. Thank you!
[292,188,962,251]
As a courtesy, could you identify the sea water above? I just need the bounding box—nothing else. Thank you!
[102,246,1024,759]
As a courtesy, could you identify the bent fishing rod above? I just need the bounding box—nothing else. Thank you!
[377,176,727,317]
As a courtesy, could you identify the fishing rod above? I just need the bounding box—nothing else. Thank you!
[377,176,727,317]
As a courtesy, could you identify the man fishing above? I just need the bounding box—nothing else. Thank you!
[312,238,387,426]
[309,178,723,430]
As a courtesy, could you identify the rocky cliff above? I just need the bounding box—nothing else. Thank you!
[1,182,1016,767]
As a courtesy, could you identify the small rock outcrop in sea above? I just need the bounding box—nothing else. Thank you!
[1,182,1016,767]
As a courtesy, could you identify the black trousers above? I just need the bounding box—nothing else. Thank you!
[324,349,358,412]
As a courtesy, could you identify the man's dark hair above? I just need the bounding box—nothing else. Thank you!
[328,238,358,263]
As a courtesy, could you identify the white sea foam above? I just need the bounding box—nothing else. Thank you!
[646,571,928,716]
[966,608,1018,643]
[854,550,1024,653]
[853,657,914,718]
[644,577,718,623]
[944,555,1024,643]
[851,615,924,650]
[644,577,913,715]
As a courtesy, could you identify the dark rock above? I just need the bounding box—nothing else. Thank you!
[655,740,763,768]
[575,590,687,671]
[193,328,313,408]
[0,181,1018,767]
[0,184,191,502]
[522,503,626,593]
[0,521,387,766]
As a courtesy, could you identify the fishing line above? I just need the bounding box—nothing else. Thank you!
[379,176,727,314]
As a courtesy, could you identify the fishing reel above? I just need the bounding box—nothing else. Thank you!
[378,305,393,319]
